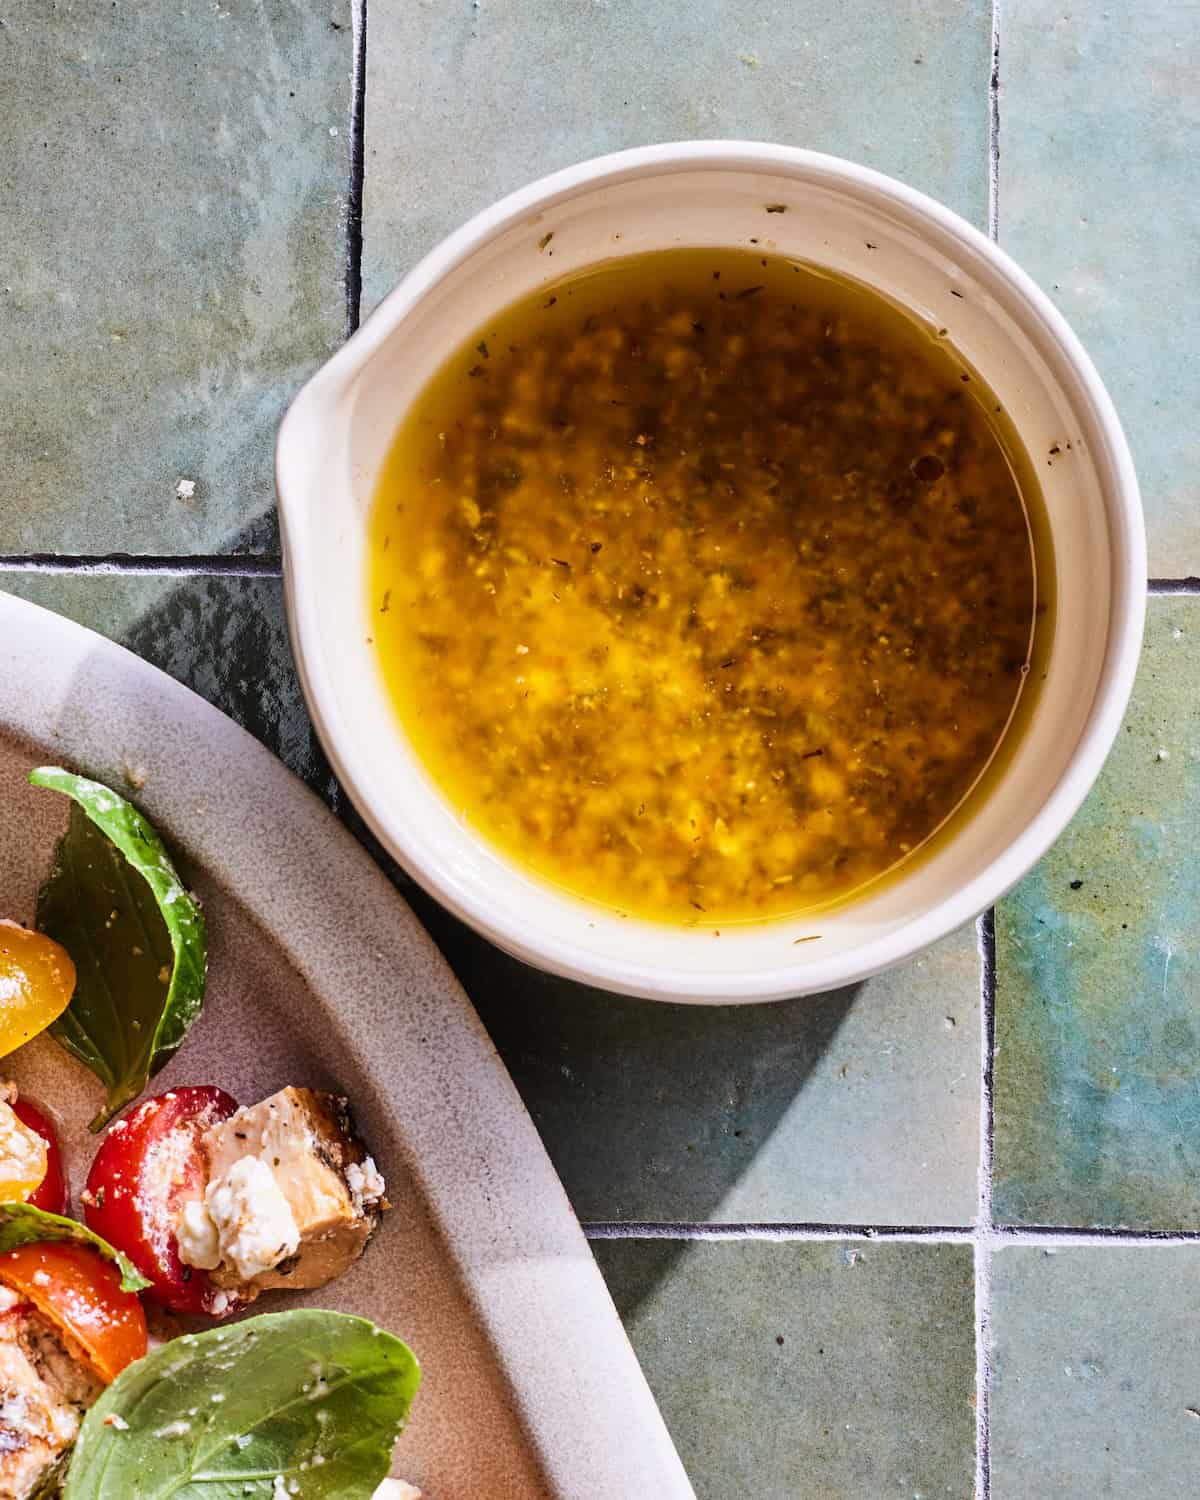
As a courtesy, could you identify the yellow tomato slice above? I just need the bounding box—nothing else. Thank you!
[0,920,75,1059]
[0,1098,48,1202]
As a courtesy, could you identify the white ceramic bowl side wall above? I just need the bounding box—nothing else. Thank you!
[277,144,1144,1004]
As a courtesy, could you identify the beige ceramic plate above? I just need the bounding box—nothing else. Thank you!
[0,592,694,1500]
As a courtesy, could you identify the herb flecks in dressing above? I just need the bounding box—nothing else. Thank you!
[369,249,1042,924]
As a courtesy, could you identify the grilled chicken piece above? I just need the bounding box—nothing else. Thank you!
[176,1088,386,1301]
[0,1289,101,1500]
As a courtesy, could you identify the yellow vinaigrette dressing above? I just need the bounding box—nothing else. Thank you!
[368,249,1051,925]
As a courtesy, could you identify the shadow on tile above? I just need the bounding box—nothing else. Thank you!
[385,865,854,1193]
[407,878,859,1227]
[1,574,334,803]
[339,804,984,1299]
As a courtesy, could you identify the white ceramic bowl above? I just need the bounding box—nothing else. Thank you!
[277,141,1144,1004]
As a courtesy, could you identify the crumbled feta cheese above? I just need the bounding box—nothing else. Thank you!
[201,1156,300,1281]
[177,1199,221,1271]
[103,1413,130,1430]
[345,1155,386,1211]
[175,478,196,501]
[0,1394,29,1427]
[373,1482,422,1499]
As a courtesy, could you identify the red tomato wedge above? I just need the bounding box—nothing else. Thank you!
[10,1097,68,1215]
[84,1085,237,1316]
[0,1241,147,1383]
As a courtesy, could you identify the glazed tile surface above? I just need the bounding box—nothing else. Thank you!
[413,908,982,1227]
[993,599,1200,1230]
[5,1,1200,1495]
[990,1245,1200,1498]
[362,0,992,308]
[0,1,350,555]
[595,1239,976,1500]
[1000,1,1200,574]
[0,573,334,802]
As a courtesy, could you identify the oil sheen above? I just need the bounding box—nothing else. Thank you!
[368,248,1045,925]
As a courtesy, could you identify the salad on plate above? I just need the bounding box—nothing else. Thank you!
[0,769,422,1500]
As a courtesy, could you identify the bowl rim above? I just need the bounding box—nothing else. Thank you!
[277,140,1146,1003]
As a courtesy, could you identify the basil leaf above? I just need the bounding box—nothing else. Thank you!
[0,1202,150,1293]
[30,768,208,1130]
[63,1310,422,1500]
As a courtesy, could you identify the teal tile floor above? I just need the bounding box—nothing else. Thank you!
[0,2,350,556]
[3,3,1198,1496]
[593,1239,977,1498]
[362,0,992,310]
[990,1245,1200,1499]
[1000,1,1200,577]
[994,599,1200,1231]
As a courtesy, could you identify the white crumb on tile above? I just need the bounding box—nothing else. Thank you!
[175,477,196,501]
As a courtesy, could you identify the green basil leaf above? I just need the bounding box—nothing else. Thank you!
[30,768,207,1130]
[0,1202,150,1293]
[63,1309,422,1500]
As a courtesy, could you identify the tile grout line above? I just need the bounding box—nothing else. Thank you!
[0,555,283,578]
[978,3,1002,1480]
[345,0,367,338]
[1148,578,1200,595]
[2,554,1197,595]
[584,1222,976,1243]
[582,1222,1200,1246]
[974,908,998,1499]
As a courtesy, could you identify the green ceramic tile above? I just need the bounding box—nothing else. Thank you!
[990,1244,1200,1498]
[0,2,350,556]
[595,1238,975,1498]
[363,0,991,308]
[0,572,334,800]
[994,599,1200,1229]
[386,887,982,1225]
[1000,3,1200,575]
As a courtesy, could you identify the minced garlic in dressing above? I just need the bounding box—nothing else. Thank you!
[368,249,1048,924]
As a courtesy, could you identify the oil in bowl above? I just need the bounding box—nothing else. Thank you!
[367,249,1049,926]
